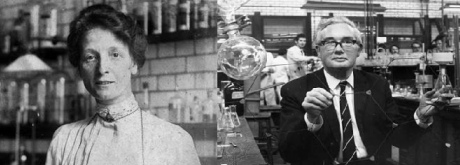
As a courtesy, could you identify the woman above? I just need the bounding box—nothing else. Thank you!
[46,4,200,165]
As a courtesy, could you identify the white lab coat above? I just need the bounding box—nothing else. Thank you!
[287,46,314,80]
[271,55,289,101]
[260,52,277,105]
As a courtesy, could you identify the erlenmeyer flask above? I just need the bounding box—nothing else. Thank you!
[434,66,454,101]
[218,106,234,131]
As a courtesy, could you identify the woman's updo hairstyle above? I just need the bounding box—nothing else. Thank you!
[67,4,147,69]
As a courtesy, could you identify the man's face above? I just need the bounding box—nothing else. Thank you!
[436,40,443,48]
[412,43,422,52]
[316,23,361,71]
[390,46,399,54]
[295,37,307,48]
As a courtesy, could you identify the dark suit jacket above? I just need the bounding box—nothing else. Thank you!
[279,69,426,165]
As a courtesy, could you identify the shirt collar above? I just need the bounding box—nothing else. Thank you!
[323,69,354,90]
[96,94,140,122]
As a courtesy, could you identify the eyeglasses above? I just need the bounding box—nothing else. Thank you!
[318,39,358,50]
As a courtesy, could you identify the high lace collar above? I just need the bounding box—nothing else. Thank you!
[96,95,140,122]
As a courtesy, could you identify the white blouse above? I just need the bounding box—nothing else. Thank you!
[45,95,200,165]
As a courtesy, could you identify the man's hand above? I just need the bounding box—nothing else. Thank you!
[302,88,333,123]
[417,90,442,120]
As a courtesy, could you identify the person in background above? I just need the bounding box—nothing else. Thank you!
[376,44,386,54]
[431,38,444,53]
[389,45,400,55]
[260,51,277,105]
[271,48,290,103]
[279,16,442,165]
[411,41,423,53]
[46,4,200,165]
[287,33,317,80]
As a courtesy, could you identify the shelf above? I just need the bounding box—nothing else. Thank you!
[147,28,216,44]
[0,123,59,139]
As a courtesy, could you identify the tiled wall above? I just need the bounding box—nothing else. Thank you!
[132,37,218,121]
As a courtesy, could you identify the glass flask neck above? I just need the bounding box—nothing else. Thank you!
[440,67,446,75]
[226,26,240,39]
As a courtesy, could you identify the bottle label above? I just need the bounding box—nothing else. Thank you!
[231,91,244,99]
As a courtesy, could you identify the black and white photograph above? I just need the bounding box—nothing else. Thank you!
[2,0,460,165]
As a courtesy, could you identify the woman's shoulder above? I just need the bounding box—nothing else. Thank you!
[141,113,200,164]
[142,113,192,140]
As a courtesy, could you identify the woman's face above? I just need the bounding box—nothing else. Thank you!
[79,28,138,104]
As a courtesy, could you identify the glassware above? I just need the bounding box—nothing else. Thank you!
[217,0,267,80]
[223,81,244,116]
[202,90,217,123]
[394,82,401,95]
[217,0,251,22]
[217,34,267,80]
[217,106,235,158]
[168,91,185,123]
[229,105,240,127]
[190,96,202,123]
[434,66,454,102]
[216,129,226,158]
[217,106,235,131]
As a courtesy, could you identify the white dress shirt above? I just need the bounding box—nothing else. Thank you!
[305,71,368,159]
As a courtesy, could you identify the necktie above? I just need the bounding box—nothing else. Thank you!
[339,81,356,162]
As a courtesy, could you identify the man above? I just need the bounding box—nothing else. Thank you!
[411,42,423,53]
[287,33,317,80]
[431,39,443,53]
[389,45,400,55]
[279,17,440,165]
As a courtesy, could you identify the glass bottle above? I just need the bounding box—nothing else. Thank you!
[202,90,217,123]
[168,0,178,33]
[178,0,190,31]
[162,0,178,33]
[168,88,185,123]
[223,81,244,116]
[151,0,162,34]
[190,96,202,123]
[198,0,209,29]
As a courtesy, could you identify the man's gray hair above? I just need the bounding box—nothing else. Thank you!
[313,17,362,46]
